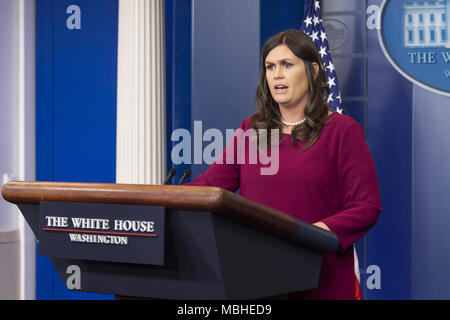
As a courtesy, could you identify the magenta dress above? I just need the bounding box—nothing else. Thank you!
[185,112,382,299]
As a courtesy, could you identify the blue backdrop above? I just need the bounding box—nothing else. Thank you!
[366,0,412,299]
[36,0,118,300]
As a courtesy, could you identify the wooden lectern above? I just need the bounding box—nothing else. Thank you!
[2,181,338,300]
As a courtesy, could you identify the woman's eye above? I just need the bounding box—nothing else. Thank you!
[266,65,274,70]
[284,62,293,68]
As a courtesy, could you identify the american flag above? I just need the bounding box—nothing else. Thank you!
[300,0,343,114]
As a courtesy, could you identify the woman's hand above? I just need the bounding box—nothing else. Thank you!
[313,221,330,231]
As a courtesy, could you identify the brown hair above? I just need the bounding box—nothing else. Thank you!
[251,29,332,151]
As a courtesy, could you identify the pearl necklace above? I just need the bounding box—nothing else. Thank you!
[281,118,306,126]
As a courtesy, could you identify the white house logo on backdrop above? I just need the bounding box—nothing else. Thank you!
[378,0,450,96]
[403,1,449,48]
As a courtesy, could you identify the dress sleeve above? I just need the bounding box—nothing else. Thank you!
[183,120,243,193]
[321,121,382,254]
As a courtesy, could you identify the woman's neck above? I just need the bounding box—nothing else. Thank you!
[281,110,333,134]
[279,106,306,124]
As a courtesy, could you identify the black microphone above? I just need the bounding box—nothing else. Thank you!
[163,168,177,185]
[177,169,192,185]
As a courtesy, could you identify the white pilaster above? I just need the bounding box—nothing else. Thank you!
[0,0,36,300]
[18,0,36,300]
[116,0,166,184]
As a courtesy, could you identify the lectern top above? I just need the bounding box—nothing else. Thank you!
[2,181,338,253]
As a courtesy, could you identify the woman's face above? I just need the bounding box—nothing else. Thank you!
[264,44,312,111]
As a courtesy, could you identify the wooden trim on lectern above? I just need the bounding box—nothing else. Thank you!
[2,181,300,243]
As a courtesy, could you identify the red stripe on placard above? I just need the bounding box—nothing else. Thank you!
[42,228,158,237]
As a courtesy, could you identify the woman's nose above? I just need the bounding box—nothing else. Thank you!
[274,67,284,78]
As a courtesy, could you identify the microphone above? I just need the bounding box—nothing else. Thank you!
[177,169,192,185]
[163,168,177,185]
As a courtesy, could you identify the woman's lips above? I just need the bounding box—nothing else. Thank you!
[274,85,288,94]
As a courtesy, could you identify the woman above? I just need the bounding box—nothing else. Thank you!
[185,29,382,300]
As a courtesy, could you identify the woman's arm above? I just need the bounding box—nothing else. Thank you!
[316,121,382,253]
[183,120,245,193]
